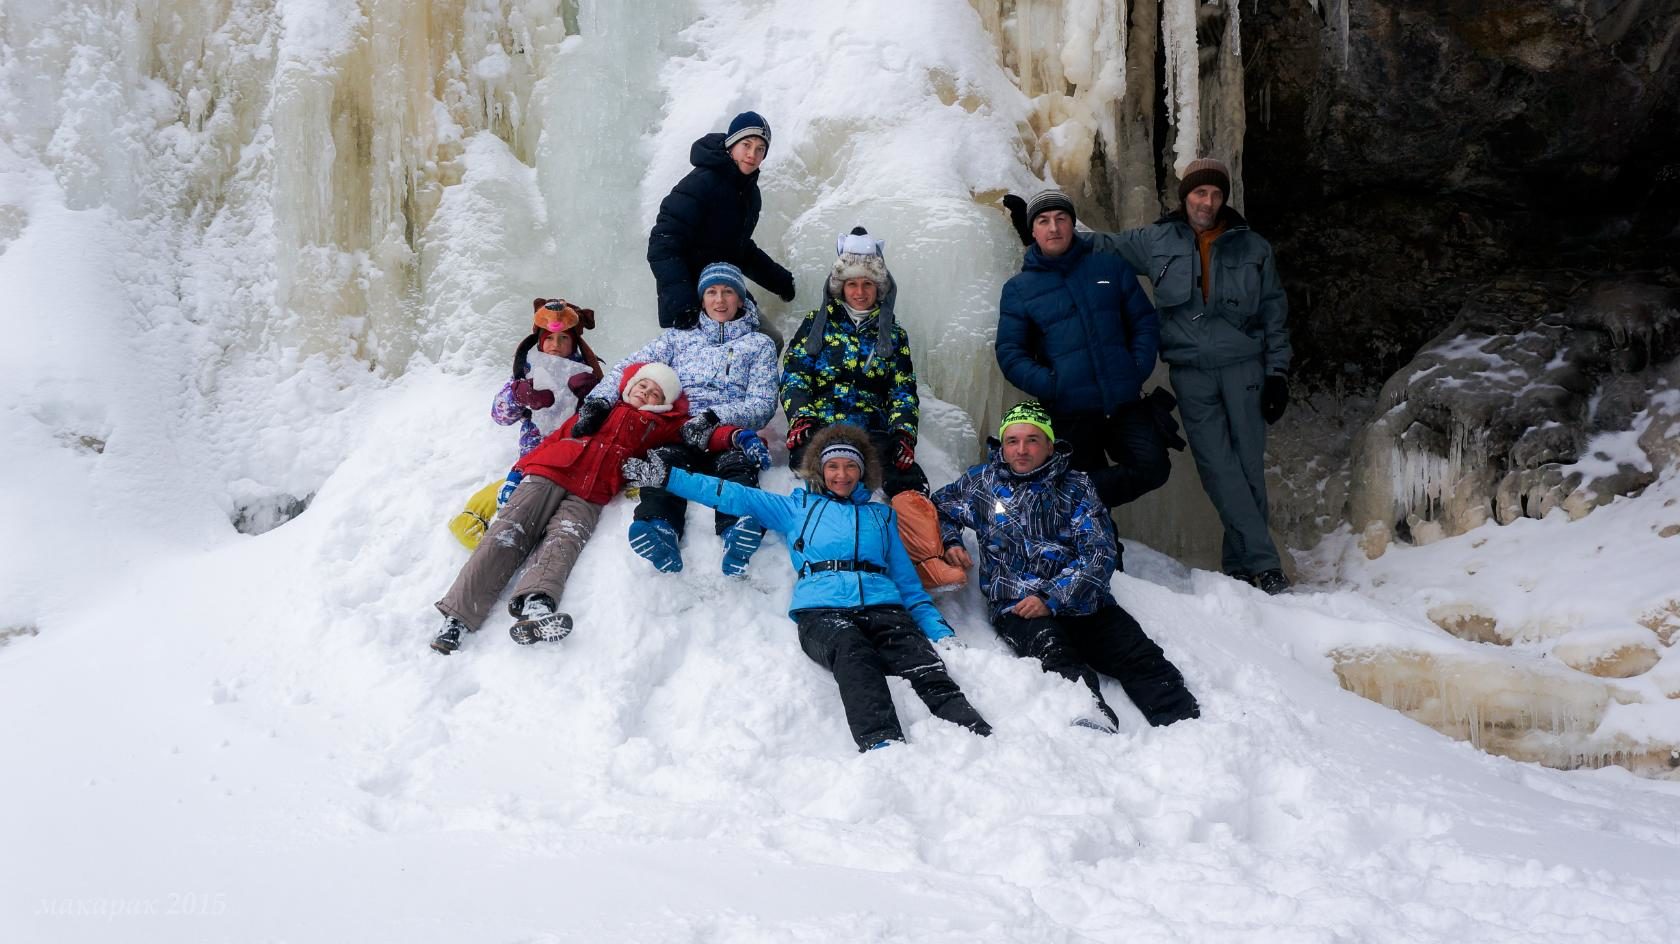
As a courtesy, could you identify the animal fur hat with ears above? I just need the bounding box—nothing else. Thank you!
[519,297,602,377]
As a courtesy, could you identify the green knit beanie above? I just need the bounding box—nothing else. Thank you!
[999,401,1055,442]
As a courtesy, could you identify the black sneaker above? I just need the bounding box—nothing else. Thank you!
[430,617,469,654]
[1254,569,1291,595]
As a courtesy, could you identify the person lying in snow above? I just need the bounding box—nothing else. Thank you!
[580,263,778,577]
[430,363,745,655]
[779,227,966,592]
[931,402,1201,731]
[448,298,604,549]
[621,423,992,752]
[647,110,796,330]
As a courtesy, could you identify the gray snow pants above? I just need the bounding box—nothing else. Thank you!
[1170,359,1282,575]
[436,475,603,631]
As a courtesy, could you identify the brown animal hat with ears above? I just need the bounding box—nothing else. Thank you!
[523,297,602,377]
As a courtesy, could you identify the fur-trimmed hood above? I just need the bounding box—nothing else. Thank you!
[798,424,882,494]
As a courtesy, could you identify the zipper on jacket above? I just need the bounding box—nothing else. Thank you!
[852,503,863,602]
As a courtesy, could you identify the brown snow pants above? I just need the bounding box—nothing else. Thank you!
[435,475,603,631]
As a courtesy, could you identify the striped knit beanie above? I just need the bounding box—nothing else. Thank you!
[1025,189,1076,225]
[697,262,749,300]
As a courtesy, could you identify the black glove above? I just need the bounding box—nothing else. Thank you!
[1146,387,1187,452]
[680,409,721,450]
[777,278,797,303]
[1002,194,1033,246]
[1261,375,1289,425]
[570,397,612,437]
[673,305,701,330]
[621,453,670,490]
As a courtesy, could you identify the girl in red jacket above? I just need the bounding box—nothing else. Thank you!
[430,363,739,654]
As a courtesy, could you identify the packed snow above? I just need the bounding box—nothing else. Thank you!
[3,1,1680,941]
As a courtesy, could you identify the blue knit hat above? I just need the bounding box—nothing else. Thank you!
[697,262,748,300]
[724,111,771,150]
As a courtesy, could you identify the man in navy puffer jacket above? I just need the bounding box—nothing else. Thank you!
[995,190,1170,510]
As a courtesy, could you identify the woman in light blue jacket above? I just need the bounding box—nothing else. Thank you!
[578,262,780,576]
[623,423,991,752]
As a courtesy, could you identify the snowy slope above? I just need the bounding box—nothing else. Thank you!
[5,366,1680,943]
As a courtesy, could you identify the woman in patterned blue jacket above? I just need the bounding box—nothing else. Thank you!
[622,424,991,752]
[932,402,1199,732]
[573,263,779,577]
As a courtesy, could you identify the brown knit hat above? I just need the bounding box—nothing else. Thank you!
[1178,157,1231,203]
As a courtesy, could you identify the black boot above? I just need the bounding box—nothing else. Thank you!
[1254,569,1291,595]
[430,617,469,654]
[509,595,573,645]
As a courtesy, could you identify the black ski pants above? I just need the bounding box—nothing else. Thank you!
[991,604,1199,727]
[633,443,760,536]
[1051,398,1171,508]
[794,605,991,750]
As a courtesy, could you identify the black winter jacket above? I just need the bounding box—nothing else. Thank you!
[646,133,795,329]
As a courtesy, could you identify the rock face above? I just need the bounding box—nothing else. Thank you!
[1172,0,1680,555]
[1347,277,1680,544]
[1241,0,1680,396]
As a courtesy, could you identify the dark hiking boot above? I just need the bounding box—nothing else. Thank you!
[1254,569,1291,595]
[629,519,683,573]
[429,617,469,655]
[719,515,765,577]
[1073,699,1120,733]
[509,596,573,645]
[1225,571,1253,586]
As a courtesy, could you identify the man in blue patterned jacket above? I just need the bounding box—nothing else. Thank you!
[931,402,1199,731]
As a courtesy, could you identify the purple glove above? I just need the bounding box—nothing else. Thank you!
[567,372,600,401]
[510,378,555,411]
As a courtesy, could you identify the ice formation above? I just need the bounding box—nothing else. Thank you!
[1348,278,1680,552]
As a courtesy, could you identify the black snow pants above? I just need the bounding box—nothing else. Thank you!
[1051,399,1171,509]
[794,605,991,750]
[991,604,1199,727]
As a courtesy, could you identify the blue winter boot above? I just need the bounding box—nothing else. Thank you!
[718,515,765,577]
[628,518,683,573]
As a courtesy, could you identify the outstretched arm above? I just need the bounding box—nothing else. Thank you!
[665,467,798,533]
[1086,226,1151,274]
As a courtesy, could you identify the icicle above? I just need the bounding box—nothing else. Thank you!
[1159,0,1200,175]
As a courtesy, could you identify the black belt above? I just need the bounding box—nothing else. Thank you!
[802,560,886,576]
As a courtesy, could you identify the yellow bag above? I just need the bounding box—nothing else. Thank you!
[448,480,504,550]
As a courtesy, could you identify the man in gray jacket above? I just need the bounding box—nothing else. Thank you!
[1064,159,1293,592]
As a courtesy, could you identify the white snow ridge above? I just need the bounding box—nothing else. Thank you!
[3,2,1680,942]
